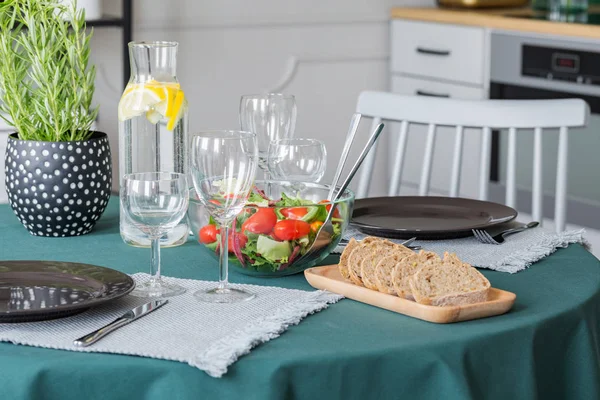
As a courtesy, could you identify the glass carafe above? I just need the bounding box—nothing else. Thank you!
[118,41,189,247]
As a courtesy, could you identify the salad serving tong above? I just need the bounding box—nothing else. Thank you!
[296,121,385,263]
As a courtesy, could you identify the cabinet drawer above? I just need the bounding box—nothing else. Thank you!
[391,75,486,99]
[391,20,485,86]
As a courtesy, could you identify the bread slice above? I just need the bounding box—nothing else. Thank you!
[360,240,399,291]
[338,238,358,281]
[347,237,381,286]
[391,250,441,300]
[409,256,490,306]
[373,244,415,295]
[373,254,403,295]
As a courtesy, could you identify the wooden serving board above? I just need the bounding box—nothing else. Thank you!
[304,265,516,324]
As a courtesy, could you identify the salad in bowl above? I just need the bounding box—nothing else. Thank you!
[188,180,354,277]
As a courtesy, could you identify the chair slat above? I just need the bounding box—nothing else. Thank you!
[418,124,437,196]
[478,127,492,201]
[449,125,464,197]
[389,120,409,196]
[532,127,543,223]
[356,117,382,199]
[555,126,569,233]
[505,127,517,208]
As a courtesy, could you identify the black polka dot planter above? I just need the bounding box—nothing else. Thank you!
[4,132,112,237]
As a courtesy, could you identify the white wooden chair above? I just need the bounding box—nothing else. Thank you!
[354,91,589,233]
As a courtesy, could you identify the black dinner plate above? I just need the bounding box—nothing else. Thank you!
[351,196,518,240]
[0,260,135,323]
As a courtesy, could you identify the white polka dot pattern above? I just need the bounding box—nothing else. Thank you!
[4,132,112,237]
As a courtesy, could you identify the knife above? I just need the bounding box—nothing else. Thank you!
[73,299,168,347]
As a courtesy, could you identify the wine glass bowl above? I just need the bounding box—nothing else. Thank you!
[188,180,354,277]
[239,93,297,172]
[267,138,327,184]
[121,172,189,298]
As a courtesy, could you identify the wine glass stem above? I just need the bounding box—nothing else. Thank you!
[264,169,272,198]
[150,237,162,285]
[218,224,230,290]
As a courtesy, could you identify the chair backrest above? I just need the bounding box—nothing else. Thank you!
[355,91,589,233]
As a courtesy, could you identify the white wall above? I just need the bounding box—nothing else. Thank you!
[92,0,434,196]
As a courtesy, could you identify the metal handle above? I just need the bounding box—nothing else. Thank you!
[73,316,131,347]
[334,123,385,202]
[416,47,451,56]
[328,113,362,200]
[416,90,450,98]
[502,221,540,238]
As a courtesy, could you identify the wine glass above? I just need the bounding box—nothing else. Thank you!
[239,93,297,178]
[121,172,189,298]
[190,130,258,303]
[267,138,327,186]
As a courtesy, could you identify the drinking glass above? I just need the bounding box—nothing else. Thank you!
[121,172,189,298]
[267,138,327,184]
[190,130,258,303]
[239,93,297,177]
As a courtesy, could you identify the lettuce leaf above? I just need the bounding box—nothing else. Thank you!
[240,233,279,270]
[275,192,313,207]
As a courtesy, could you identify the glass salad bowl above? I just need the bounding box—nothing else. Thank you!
[188,180,354,277]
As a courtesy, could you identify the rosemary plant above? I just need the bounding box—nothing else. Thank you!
[0,0,98,142]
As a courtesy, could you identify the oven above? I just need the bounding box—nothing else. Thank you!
[489,30,600,229]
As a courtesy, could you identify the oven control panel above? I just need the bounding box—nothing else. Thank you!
[522,44,600,85]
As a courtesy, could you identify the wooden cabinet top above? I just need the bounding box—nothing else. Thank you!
[391,7,600,39]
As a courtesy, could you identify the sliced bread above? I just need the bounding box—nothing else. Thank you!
[347,237,381,286]
[373,245,415,295]
[409,256,490,306]
[338,238,358,280]
[373,254,403,295]
[360,240,399,291]
[391,250,441,300]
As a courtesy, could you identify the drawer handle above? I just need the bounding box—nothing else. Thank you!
[416,47,451,56]
[416,90,450,98]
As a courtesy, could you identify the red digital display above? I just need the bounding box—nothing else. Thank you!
[557,58,575,68]
[553,53,579,72]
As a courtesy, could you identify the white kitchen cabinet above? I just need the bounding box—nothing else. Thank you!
[391,20,486,86]
[387,18,489,199]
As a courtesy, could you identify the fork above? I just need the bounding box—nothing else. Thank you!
[472,221,540,245]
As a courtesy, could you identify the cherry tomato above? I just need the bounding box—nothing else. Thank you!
[280,207,308,220]
[241,208,277,234]
[273,219,311,241]
[319,200,341,219]
[269,231,280,241]
[228,232,248,253]
[199,225,218,244]
[310,220,324,232]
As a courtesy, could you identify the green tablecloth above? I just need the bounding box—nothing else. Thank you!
[1,198,600,400]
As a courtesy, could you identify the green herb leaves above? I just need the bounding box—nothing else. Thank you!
[0,0,98,141]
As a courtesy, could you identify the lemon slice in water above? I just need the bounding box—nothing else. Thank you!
[153,85,180,118]
[166,89,186,131]
[118,85,164,122]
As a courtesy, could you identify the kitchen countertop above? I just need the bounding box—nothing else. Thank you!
[391,7,600,39]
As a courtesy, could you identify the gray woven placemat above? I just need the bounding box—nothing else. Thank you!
[0,273,342,378]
